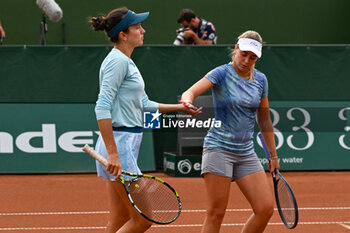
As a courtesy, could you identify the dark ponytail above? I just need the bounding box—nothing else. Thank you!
[90,7,129,43]
[90,16,106,31]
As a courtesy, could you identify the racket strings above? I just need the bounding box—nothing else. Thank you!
[276,179,296,226]
[129,178,180,223]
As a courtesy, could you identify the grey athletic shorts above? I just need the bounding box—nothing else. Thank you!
[201,147,264,181]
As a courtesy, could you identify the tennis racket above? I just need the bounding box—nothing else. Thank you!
[258,133,299,229]
[82,144,182,225]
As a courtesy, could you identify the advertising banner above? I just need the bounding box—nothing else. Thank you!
[0,104,155,173]
[259,101,350,170]
[163,152,202,177]
[1,102,350,174]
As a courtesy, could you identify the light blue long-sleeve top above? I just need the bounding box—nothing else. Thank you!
[95,48,158,127]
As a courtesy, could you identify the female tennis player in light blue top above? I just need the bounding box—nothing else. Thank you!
[90,7,201,233]
[181,30,280,233]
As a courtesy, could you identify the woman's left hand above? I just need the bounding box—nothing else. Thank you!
[179,102,202,116]
[179,100,198,110]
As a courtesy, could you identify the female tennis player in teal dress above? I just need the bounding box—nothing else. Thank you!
[181,30,280,233]
[90,7,200,233]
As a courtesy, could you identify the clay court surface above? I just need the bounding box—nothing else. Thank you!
[0,171,349,233]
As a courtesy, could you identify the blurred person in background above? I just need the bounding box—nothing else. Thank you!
[174,8,217,45]
[0,19,6,43]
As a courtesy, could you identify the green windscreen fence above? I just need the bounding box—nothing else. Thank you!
[1,45,350,173]
[1,45,350,103]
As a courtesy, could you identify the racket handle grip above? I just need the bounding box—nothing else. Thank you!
[82,144,108,167]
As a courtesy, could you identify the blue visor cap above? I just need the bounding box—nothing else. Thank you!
[108,10,149,37]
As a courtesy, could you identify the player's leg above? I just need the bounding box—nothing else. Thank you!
[105,180,130,233]
[202,173,231,233]
[95,135,130,232]
[236,170,274,233]
[116,130,152,233]
[116,209,152,233]
[201,173,232,233]
[97,130,151,232]
[109,181,152,233]
[200,147,234,233]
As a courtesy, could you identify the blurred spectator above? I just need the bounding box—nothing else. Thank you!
[0,19,6,43]
[174,8,217,45]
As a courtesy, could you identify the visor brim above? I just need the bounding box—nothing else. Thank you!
[130,12,149,26]
[239,44,261,58]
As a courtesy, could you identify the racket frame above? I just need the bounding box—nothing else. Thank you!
[257,133,299,229]
[272,169,299,229]
[82,144,182,224]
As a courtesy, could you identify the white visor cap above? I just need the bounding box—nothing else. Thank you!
[237,38,262,58]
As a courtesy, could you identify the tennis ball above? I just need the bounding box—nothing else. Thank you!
[135,184,140,188]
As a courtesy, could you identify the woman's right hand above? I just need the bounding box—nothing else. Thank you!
[269,156,280,173]
[107,153,122,178]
